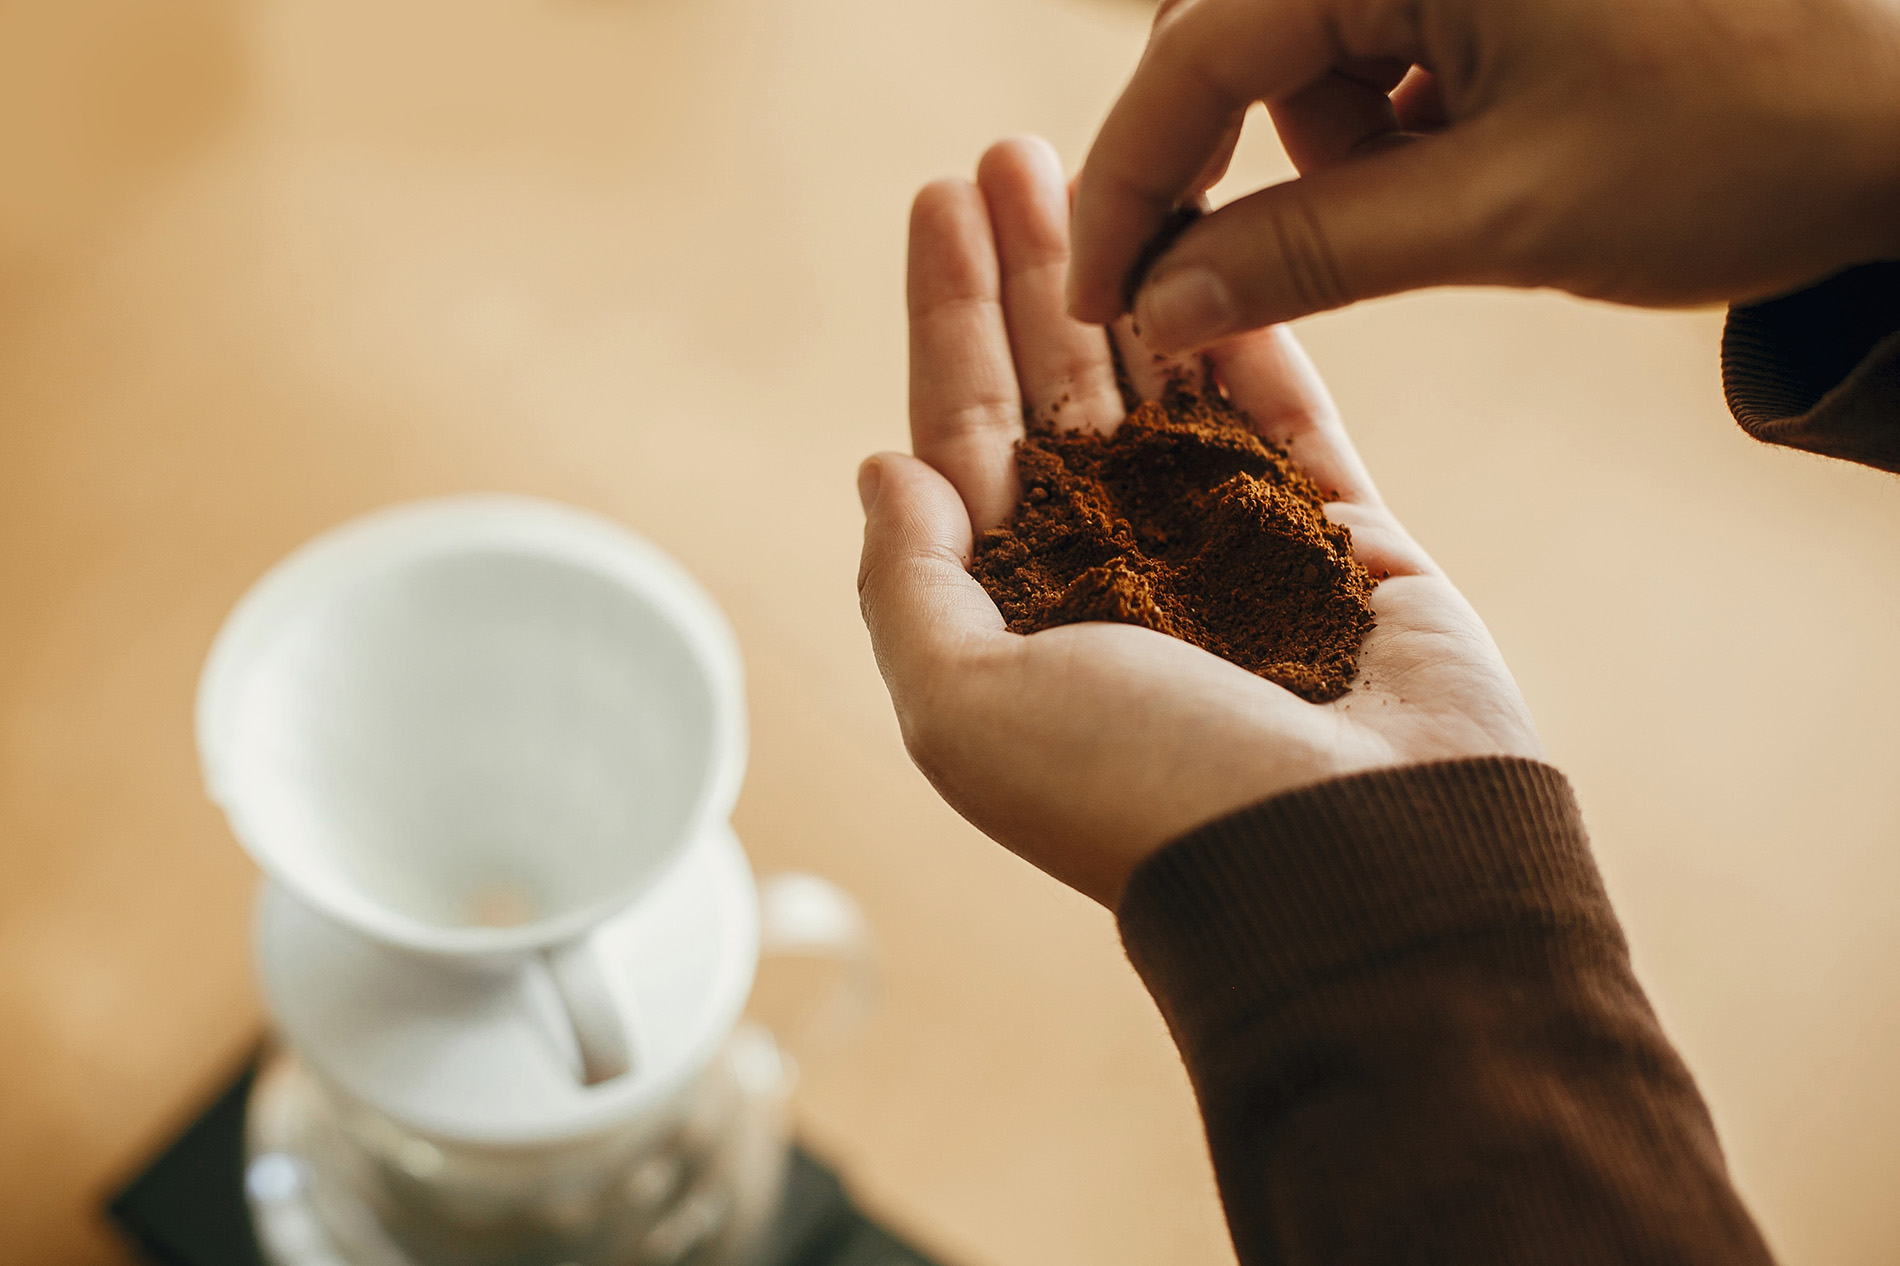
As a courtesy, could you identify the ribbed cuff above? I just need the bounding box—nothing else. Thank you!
[1722,260,1900,473]
[1117,757,1618,1051]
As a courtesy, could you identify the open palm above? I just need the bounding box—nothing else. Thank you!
[858,137,1542,907]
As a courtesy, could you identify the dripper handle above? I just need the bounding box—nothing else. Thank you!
[754,872,875,1067]
[540,937,634,1085]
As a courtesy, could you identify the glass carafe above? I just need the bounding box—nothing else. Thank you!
[242,868,870,1266]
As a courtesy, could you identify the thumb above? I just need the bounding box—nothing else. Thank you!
[1133,131,1519,353]
[856,453,1006,700]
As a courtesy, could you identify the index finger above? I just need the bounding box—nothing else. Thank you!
[1068,0,1419,322]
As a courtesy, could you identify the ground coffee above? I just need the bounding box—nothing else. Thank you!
[971,365,1376,703]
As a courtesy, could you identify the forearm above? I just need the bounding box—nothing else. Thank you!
[1119,758,1774,1265]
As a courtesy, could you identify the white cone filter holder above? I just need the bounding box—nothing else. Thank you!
[198,495,758,1144]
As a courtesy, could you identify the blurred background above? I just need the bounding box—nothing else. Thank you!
[2,1,1897,1262]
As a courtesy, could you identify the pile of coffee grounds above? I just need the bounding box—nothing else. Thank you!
[971,366,1376,703]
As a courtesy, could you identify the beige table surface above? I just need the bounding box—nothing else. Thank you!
[3,2,1898,1263]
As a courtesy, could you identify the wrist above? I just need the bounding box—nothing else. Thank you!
[1870,166,1900,262]
[1117,757,1607,1042]
[1839,52,1900,261]
[1845,126,1900,264]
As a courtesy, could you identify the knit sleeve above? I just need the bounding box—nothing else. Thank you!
[1117,757,1775,1266]
[1723,260,1900,472]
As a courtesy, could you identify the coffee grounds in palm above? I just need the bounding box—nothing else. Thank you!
[971,365,1375,703]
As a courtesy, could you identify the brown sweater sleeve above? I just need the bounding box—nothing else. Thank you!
[1114,270,1900,1263]
[1723,260,1900,470]
[1118,758,1776,1265]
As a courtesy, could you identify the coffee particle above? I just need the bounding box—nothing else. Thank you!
[1123,202,1206,310]
[972,365,1375,703]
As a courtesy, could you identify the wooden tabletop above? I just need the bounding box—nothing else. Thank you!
[3,2,1898,1263]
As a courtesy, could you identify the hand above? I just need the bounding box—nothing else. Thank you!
[1068,0,1900,354]
[859,136,1543,908]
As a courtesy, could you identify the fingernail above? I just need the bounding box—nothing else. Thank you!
[1138,266,1237,353]
[856,460,883,514]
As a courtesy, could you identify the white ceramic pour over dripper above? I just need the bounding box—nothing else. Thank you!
[198,496,749,1103]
